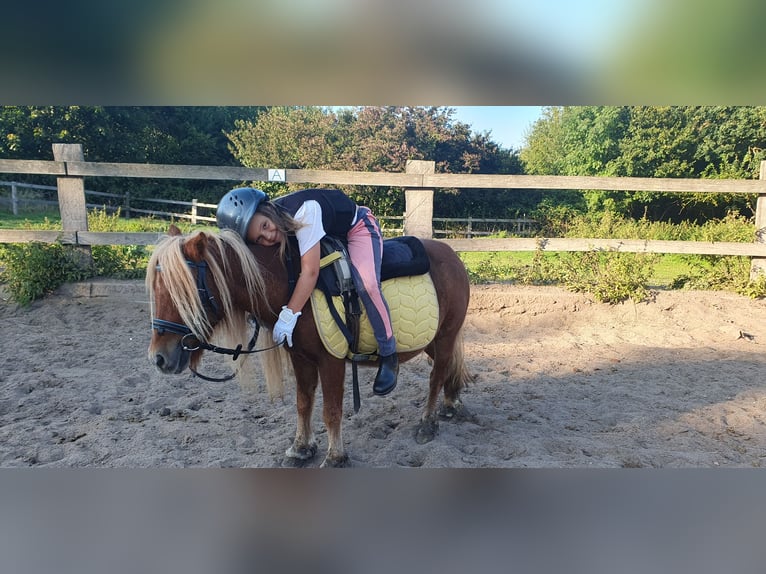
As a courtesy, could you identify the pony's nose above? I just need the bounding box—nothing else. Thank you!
[155,353,166,369]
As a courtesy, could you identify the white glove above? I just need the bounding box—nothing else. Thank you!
[273,306,302,347]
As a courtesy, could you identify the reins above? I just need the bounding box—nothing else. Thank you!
[185,327,283,382]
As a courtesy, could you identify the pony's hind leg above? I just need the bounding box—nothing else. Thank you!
[416,328,472,444]
[284,358,319,463]
[416,341,450,444]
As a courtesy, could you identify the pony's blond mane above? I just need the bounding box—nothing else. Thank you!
[147,229,265,339]
[147,229,288,399]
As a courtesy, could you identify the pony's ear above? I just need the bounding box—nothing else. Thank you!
[184,232,208,261]
[168,224,182,236]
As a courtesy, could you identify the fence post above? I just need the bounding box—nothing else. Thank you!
[403,160,435,238]
[11,182,18,216]
[191,198,198,225]
[124,191,131,219]
[752,161,766,280]
[52,143,92,265]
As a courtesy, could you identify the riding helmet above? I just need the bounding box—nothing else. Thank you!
[216,187,267,239]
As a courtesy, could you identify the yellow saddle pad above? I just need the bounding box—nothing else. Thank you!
[310,274,439,360]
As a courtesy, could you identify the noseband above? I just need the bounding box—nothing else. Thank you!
[152,259,279,382]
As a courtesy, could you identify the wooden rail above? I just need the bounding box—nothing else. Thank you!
[2,144,766,278]
[2,157,764,193]
[4,230,766,258]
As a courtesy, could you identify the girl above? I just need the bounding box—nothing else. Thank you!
[216,187,398,396]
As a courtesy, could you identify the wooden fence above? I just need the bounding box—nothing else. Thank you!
[0,180,220,223]
[1,181,540,237]
[2,143,766,278]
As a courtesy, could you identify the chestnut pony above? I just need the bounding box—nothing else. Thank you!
[146,226,471,467]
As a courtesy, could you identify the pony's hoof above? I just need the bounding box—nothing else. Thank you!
[415,419,438,444]
[438,400,476,423]
[320,453,350,468]
[285,442,318,461]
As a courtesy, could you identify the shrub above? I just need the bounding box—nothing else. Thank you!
[514,249,561,286]
[0,242,90,305]
[88,209,154,279]
[462,253,517,284]
[459,247,656,303]
[0,209,172,304]
[672,255,766,298]
[554,250,657,304]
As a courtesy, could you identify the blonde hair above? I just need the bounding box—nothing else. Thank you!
[255,201,304,259]
[146,229,289,399]
[146,230,266,342]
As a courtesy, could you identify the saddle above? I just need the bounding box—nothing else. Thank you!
[309,236,439,411]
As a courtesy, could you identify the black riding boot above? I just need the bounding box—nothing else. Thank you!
[373,353,399,396]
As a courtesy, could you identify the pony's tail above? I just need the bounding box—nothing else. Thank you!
[443,327,473,400]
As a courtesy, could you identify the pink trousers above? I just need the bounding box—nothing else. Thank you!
[346,207,395,356]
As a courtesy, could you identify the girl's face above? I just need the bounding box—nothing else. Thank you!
[247,213,281,246]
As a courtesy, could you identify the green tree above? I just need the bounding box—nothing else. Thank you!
[521,106,766,222]
[520,106,567,175]
[226,106,523,217]
[614,107,766,220]
[1,106,263,201]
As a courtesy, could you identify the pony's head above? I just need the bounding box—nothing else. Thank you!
[146,225,266,376]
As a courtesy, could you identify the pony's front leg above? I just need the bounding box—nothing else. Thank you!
[319,358,349,468]
[285,357,319,463]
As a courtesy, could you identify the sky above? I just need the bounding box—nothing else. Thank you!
[482,0,643,66]
[450,106,544,150]
[6,0,760,107]
[331,106,545,150]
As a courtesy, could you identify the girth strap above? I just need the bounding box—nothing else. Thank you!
[303,236,376,413]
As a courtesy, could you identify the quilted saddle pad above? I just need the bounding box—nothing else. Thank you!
[310,273,439,360]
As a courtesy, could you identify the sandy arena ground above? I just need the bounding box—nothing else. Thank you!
[3,280,766,467]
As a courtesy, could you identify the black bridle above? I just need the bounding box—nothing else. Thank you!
[151,259,281,382]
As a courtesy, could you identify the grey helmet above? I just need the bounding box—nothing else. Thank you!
[216,187,267,239]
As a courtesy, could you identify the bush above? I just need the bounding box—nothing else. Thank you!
[671,255,766,298]
[462,253,517,284]
[459,247,656,303]
[3,206,765,306]
[87,209,154,279]
[0,209,176,305]
[0,242,90,305]
[514,249,561,286]
[554,251,657,304]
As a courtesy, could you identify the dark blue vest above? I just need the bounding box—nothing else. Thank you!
[274,189,358,237]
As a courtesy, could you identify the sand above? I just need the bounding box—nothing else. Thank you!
[3,280,766,468]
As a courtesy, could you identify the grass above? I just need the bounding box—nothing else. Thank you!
[458,250,697,288]
[0,211,63,228]
[651,254,696,287]
[0,210,210,233]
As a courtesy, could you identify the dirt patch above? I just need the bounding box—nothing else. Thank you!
[3,281,766,467]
